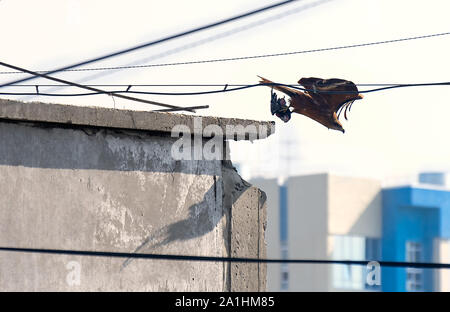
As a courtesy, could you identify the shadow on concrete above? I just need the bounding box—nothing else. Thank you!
[121,161,261,270]
[0,121,266,270]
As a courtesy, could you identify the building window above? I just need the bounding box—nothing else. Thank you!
[406,241,423,292]
[332,235,381,290]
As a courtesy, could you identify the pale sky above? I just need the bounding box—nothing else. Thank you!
[1,0,449,184]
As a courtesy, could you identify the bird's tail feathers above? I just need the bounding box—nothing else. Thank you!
[257,75,297,98]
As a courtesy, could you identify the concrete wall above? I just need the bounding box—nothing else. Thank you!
[0,99,272,291]
[249,178,280,291]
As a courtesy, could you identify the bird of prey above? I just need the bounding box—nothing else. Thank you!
[258,76,364,133]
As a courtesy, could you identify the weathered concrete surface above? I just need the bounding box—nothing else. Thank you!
[222,162,267,292]
[0,98,275,140]
[0,100,268,291]
[249,178,280,291]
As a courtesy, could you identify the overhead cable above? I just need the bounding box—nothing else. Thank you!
[0,61,204,112]
[1,31,447,75]
[0,246,449,269]
[2,81,449,97]
[0,0,301,87]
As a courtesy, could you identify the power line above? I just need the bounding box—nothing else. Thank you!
[0,0,300,88]
[0,0,328,76]
[0,246,449,269]
[7,0,328,103]
[2,81,449,97]
[1,31,447,75]
[0,0,323,78]
[125,81,450,95]
[133,81,450,95]
[104,32,450,69]
[0,61,204,113]
[3,83,439,87]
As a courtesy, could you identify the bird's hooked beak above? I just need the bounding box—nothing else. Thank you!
[333,122,345,133]
[336,123,345,133]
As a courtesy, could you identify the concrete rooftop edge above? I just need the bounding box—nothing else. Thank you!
[0,98,275,140]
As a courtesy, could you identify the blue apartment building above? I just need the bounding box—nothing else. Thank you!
[382,184,450,291]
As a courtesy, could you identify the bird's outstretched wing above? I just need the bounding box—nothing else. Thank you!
[298,77,363,120]
[258,75,299,98]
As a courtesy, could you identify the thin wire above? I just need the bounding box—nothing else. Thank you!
[99,32,450,69]
[0,246,449,269]
[0,61,203,112]
[9,0,329,103]
[3,83,431,87]
[0,0,300,87]
[0,0,326,76]
[2,82,449,97]
[1,31,447,75]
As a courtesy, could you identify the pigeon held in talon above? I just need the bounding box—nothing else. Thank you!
[259,76,364,133]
